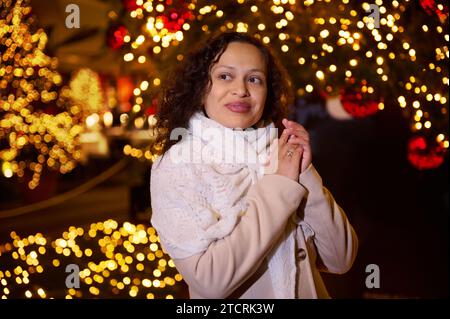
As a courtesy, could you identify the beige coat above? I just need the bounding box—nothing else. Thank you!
[172,164,358,298]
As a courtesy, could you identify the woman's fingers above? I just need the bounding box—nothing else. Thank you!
[287,136,309,145]
[284,120,309,139]
[273,119,303,180]
[288,145,303,166]
[283,144,299,160]
[281,119,307,145]
[286,128,309,140]
[279,119,312,178]
[285,120,308,132]
[279,128,290,146]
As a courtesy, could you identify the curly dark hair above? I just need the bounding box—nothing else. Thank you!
[154,31,294,156]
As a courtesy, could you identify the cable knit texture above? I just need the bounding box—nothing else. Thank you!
[151,111,299,298]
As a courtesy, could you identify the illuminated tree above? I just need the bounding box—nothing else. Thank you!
[0,0,83,188]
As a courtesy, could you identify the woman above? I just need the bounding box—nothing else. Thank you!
[150,32,358,299]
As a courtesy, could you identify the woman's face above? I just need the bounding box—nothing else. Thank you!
[202,42,267,129]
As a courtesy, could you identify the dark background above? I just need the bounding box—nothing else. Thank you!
[292,99,449,298]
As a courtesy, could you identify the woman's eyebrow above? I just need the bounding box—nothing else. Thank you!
[213,65,266,74]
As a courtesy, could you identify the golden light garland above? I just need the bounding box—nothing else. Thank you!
[0,219,184,299]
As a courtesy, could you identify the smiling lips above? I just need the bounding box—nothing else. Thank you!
[225,102,251,113]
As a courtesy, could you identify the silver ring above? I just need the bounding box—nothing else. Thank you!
[286,149,294,158]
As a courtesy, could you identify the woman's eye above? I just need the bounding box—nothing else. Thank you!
[249,77,262,84]
[218,74,231,80]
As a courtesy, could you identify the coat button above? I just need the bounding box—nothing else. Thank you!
[297,248,307,261]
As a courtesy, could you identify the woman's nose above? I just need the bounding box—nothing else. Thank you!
[232,80,249,97]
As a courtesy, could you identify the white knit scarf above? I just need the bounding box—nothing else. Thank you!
[155,111,298,298]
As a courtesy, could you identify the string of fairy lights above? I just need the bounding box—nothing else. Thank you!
[0,219,184,299]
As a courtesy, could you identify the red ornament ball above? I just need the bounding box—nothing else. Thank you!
[122,0,142,12]
[144,98,158,116]
[339,87,380,118]
[407,135,446,170]
[420,0,448,20]
[107,25,128,50]
[158,8,193,33]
